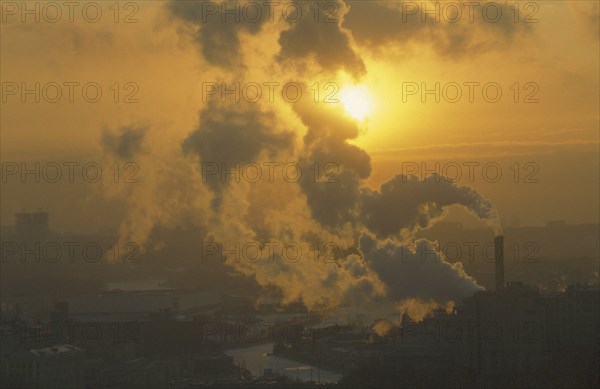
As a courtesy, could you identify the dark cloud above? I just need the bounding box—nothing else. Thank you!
[299,168,363,229]
[360,233,482,303]
[293,92,371,229]
[101,126,147,159]
[182,102,294,208]
[343,0,532,58]
[277,0,365,77]
[360,174,501,239]
[169,0,267,67]
[291,95,500,238]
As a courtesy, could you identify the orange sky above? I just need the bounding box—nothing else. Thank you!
[1,1,598,232]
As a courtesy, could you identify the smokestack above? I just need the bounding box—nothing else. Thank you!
[494,235,504,291]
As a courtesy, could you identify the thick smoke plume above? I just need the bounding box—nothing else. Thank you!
[104,0,505,322]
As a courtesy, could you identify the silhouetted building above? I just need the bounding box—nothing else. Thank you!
[1,344,84,388]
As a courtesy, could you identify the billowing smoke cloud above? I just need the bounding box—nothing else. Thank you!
[293,94,371,229]
[182,102,295,209]
[169,0,364,76]
[106,0,507,323]
[343,0,533,59]
[372,319,395,336]
[194,95,499,318]
[360,233,483,303]
[360,174,503,239]
[291,97,502,238]
[168,0,268,67]
[99,124,211,256]
[277,0,365,77]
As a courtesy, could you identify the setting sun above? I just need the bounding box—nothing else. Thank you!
[340,85,373,121]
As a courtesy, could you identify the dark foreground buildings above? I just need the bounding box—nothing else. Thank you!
[278,282,599,388]
[1,219,599,388]
[1,283,598,388]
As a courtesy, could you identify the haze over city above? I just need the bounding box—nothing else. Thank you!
[1,1,599,388]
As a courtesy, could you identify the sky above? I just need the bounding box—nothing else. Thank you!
[1,1,598,232]
[1,0,599,318]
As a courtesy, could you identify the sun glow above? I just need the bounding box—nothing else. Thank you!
[340,85,373,121]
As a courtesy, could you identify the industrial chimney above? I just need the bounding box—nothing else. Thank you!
[494,235,504,291]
